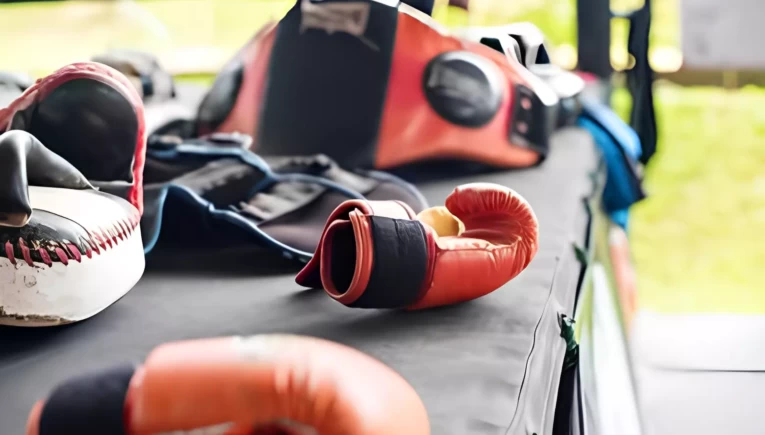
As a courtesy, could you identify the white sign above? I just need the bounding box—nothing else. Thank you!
[681,0,765,69]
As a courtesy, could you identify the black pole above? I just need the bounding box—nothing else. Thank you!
[626,2,657,165]
[403,0,436,15]
[576,0,612,79]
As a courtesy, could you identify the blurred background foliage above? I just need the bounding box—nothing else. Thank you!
[0,0,681,76]
[0,0,762,314]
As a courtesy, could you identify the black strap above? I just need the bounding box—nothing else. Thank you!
[625,2,658,165]
[348,216,429,308]
[39,364,136,435]
[403,0,435,15]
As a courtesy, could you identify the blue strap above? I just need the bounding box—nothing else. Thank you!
[148,143,366,203]
[143,142,367,260]
[578,99,646,229]
[143,184,317,262]
[581,99,642,160]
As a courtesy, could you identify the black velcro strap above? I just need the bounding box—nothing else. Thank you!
[350,216,428,308]
[39,364,136,435]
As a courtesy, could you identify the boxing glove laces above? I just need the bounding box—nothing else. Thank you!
[26,335,430,435]
[296,183,539,309]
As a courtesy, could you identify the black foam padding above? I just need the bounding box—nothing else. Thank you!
[256,0,399,169]
[39,364,136,435]
[21,79,138,183]
[348,216,428,308]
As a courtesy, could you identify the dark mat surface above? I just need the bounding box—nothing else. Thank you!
[0,128,599,435]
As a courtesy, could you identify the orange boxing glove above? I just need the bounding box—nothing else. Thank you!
[296,183,539,310]
[26,335,429,435]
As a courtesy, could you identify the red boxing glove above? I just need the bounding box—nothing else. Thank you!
[27,335,429,435]
[296,183,539,310]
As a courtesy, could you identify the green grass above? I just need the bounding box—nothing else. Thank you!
[0,0,286,76]
[1,0,762,314]
[615,85,765,314]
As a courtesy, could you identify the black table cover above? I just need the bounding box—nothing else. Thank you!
[0,127,600,435]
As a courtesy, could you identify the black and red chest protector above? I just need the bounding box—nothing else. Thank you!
[198,0,558,171]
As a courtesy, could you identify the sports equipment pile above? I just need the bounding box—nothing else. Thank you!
[0,1,647,434]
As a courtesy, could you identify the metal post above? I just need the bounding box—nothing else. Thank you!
[625,1,657,164]
[576,0,612,79]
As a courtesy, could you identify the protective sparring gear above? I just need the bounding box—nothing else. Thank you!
[502,22,585,122]
[296,183,539,309]
[26,334,430,435]
[0,131,144,326]
[456,22,585,127]
[507,23,584,127]
[503,22,551,67]
[527,63,584,127]
[0,62,147,214]
[139,134,427,260]
[196,0,558,170]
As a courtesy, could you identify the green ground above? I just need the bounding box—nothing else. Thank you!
[617,85,765,314]
[0,0,762,314]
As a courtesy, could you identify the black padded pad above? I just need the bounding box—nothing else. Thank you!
[14,79,138,183]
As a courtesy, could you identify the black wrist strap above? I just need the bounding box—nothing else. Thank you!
[39,364,136,435]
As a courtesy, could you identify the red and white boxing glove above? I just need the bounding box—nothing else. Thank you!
[27,335,429,435]
[296,182,539,310]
